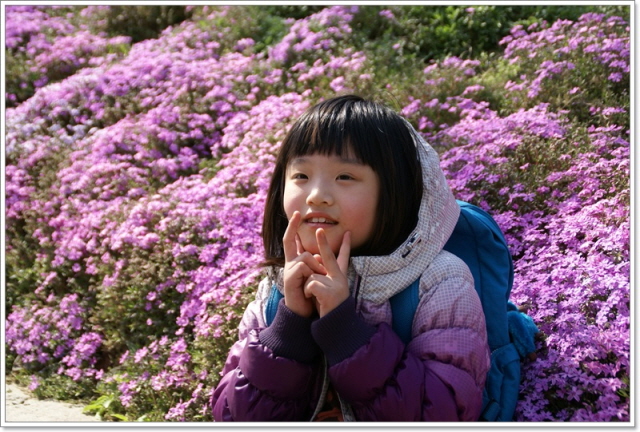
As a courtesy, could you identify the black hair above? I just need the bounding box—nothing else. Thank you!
[262,94,423,267]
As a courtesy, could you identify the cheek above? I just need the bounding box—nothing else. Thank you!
[347,195,378,246]
[357,188,378,218]
[282,185,299,218]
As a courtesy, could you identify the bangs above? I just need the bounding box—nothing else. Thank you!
[279,97,384,167]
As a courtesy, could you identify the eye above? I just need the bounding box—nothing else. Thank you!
[337,174,354,181]
[291,173,308,180]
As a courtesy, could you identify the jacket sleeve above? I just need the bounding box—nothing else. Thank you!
[211,298,322,421]
[311,275,490,421]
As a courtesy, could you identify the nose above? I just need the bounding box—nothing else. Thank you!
[306,181,333,206]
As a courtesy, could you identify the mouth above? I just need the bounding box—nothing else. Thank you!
[304,215,338,226]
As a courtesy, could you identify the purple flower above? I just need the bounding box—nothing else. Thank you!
[379,9,395,20]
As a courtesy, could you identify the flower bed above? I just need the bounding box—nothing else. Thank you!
[5,5,630,422]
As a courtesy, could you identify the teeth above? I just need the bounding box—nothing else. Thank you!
[309,217,332,223]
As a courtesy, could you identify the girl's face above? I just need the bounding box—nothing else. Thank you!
[283,152,380,256]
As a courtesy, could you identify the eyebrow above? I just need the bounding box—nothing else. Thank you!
[290,156,364,166]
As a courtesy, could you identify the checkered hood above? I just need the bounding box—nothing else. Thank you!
[349,124,460,304]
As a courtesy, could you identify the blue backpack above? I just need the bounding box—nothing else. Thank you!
[264,200,538,421]
[441,200,538,421]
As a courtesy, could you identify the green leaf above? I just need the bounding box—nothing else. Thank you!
[111,413,129,421]
[83,395,112,413]
[83,405,99,414]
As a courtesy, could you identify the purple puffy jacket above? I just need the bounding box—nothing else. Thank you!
[211,127,490,421]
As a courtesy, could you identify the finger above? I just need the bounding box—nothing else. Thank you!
[299,252,327,275]
[296,234,327,274]
[315,228,341,276]
[283,211,302,262]
[303,275,315,298]
[336,231,351,274]
[295,234,305,256]
[303,275,325,298]
[304,280,316,299]
[293,261,314,279]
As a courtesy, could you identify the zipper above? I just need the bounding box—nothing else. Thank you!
[310,276,361,422]
[309,356,329,421]
[353,274,362,313]
[338,393,356,421]
[401,233,421,258]
[402,233,422,258]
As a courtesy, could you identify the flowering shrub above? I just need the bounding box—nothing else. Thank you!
[5,6,132,107]
[5,5,629,422]
[421,16,630,420]
[437,107,629,421]
[5,293,103,399]
[499,13,630,127]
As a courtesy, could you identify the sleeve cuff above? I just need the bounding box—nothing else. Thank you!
[311,296,377,366]
[258,299,321,363]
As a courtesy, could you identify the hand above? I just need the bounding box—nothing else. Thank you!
[303,228,351,318]
[282,211,327,318]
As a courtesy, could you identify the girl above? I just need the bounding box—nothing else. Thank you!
[211,95,490,421]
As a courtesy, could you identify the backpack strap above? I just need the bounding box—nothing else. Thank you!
[264,283,283,326]
[389,277,421,345]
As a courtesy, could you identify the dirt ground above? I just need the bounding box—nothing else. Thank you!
[3,381,101,424]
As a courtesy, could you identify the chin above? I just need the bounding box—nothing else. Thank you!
[299,240,320,255]
[302,242,339,257]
